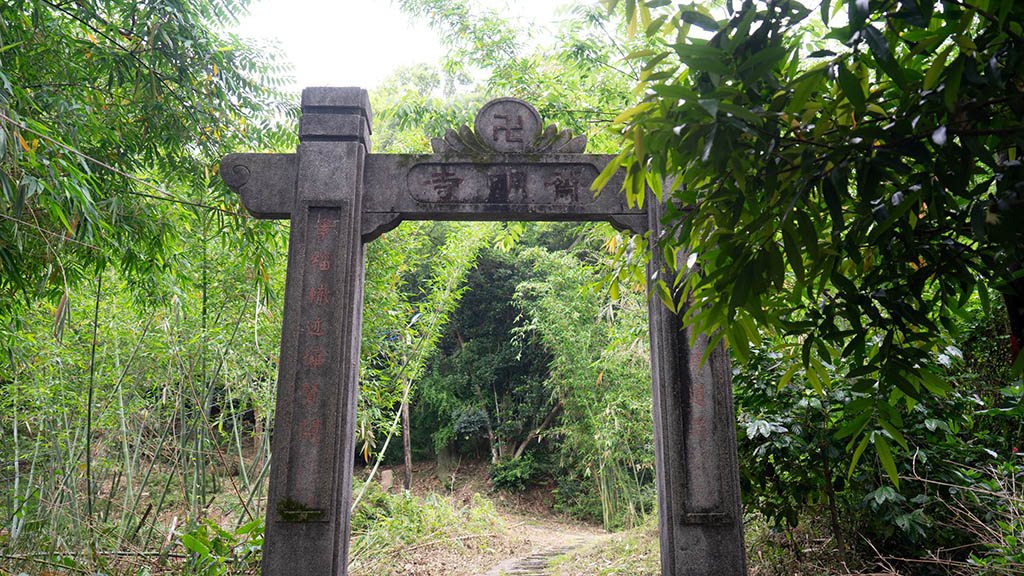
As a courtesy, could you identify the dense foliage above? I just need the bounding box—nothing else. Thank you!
[607,0,1024,477]
[600,0,1024,569]
[0,0,293,332]
[2,0,1023,574]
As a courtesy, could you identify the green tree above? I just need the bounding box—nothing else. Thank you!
[515,245,654,530]
[0,0,293,375]
[396,0,642,153]
[414,244,554,465]
[606,0,1024,485]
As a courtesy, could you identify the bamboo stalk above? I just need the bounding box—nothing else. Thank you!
[113,316,153,534]
[85,272,103,523]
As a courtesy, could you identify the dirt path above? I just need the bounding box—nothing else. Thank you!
[478,514,606,576]
[356,461,612,576]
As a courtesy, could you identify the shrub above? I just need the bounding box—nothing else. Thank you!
[489,453,542,492]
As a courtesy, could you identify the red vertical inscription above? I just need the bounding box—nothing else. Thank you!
[283,207,342,521]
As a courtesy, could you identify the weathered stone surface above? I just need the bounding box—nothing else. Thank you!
[302,87,373,125]
[299,114,372,150]
[431,98,586,154]
[359,153,644,240]
[259,87,371,576]
[220,153,296,219]
[647,198,747,575]
[379,469,393,492]
[221,89,749,576]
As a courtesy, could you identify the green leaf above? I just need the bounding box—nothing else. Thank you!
[849,0,868,30]
[806,361,824,394]
[787,69,825,114]
[837,62,866,115]
[702,124,717,161]
[923,45,953,91]
[592,153,625,193]
[944,56,964,112]
[730,263,755,312]
[736,313,762,347]
[236,518,263,535]
[862,26,907,88]
[822,169,844,234]
[847,364,878,378]
[848,434,871,478]
[874,434,900,489]
[698,330,727,369]
[877,417,909,451]
[738,46,789,74]
[918,369,952,396]
[978,280,991,314]
[655,279,677,313]
[780,223,804,282]
[646,15,668,36]
[835,410,872,440]
[679,10,719,31]
[728,322,750,363]
[778,363,800,390]
[646,170,663,203]
[697,99,719,118]
[181,533,211,557]
[716,101,762,125]
[626,48,659,60]
[673,43,730,75]
[970,200,988,241]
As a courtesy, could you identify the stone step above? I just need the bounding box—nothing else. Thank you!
[480,541,582,576]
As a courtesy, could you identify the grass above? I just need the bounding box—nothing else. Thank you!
[548,516,660,576]
[348,480,519,576]
[548,512,860,576]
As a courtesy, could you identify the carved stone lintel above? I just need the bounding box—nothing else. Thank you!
[361,213,403,242]
[430,98,588,154]
[607,214,647,235]
[219,153,297,220]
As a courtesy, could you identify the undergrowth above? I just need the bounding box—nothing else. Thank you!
[347,481,504,576]
[547,516,660,576]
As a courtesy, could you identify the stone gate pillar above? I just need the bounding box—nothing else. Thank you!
[647,201,747,575]
[261,87,370,576]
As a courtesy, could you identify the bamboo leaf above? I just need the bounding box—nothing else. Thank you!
[835,411,872,440]
[874,434,900,488]
[924,45,953,91]
[837,62,866,115]
[878,417,909,451]
[848,435,871,478]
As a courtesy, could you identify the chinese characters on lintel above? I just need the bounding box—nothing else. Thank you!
[545,168,584,202]
[425,166,463,201]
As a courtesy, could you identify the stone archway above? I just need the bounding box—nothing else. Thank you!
[221,87,747,576]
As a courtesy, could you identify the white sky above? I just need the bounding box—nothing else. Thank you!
[236,0,567,91]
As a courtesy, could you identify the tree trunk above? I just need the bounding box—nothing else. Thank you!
[484,418,499,464]
[822,448,849,569]
[1004,264,1024,372]
[465,353,500,464]
[402,398,412,491]
[513,400,562,459]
